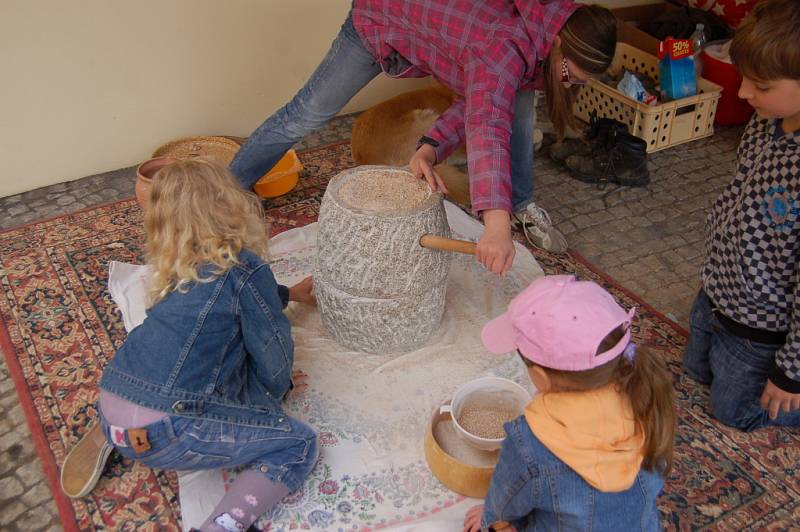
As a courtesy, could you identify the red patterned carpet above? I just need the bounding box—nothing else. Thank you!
[1,141,798,531]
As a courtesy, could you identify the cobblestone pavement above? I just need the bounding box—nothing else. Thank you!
[536,124,742,326]
[0,112,742,530]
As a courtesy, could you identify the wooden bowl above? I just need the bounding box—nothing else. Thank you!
[424,405,498,498]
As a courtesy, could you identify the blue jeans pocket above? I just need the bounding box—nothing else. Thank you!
[744,338,782,356]
[721,333,777,373]
[708,332,777,430]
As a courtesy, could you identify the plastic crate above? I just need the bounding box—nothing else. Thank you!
[574,42,723,153]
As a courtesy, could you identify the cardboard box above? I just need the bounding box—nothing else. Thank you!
[613,2,681,55]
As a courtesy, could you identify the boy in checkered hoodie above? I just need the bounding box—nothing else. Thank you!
[683,0,800,431]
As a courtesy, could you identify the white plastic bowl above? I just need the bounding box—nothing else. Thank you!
[440,376,532,451]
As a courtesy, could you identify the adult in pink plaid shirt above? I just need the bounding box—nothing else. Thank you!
[231,0,616,274]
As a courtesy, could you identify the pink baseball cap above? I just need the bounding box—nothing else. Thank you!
[481,275,636,371]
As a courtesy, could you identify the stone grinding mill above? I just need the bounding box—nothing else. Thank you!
[314,165,476,353]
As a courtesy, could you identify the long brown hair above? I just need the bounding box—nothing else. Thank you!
[545,5,618,140]
[145,158,270,305]
[729,0,800,81]
[542,325,676,476]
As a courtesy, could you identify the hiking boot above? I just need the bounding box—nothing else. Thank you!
[548,115,628,164]
[512,202,568,254]
[61,422,113,498]
[549,137,592,163]
[565,131,650,187]
[585,113,629,144]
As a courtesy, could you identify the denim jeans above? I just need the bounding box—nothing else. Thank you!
[230,11,537,211]
[509,89,536,213]
[683,290,800,431]
[100,411,318,492]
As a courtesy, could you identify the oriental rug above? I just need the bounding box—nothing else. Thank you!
[0,141,798,531]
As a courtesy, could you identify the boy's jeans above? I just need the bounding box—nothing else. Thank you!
[100,412,318,492]
[230,11,537,212]
[683,289,800,431]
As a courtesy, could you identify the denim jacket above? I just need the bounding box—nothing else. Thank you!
[482,417,664,531]
[100,250,295,431]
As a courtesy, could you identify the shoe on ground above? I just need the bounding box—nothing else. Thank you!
[60,422,113,498]
[512,203,568,254]
[585,114,628,145]
[548,115,628,164]
[565,131,650,187]
[533,128,544,152]
[549,137,592,163]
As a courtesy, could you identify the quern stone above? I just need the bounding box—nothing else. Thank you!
[315,166,451,353]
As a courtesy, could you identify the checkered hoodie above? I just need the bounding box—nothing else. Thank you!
[352,0,577,214]
[703,116,800,392]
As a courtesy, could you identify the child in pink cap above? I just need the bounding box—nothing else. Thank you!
[463,275,676,532]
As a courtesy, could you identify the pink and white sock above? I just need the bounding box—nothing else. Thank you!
[199,470,290,532]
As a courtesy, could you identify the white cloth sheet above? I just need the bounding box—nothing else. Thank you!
[108,201,543,531]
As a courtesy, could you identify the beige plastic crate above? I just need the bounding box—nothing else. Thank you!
[574,42,723,153]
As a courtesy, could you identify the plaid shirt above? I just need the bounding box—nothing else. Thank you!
[703,116,800,392]
[353,0,577,213]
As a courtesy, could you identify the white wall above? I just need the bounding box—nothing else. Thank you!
[0,0,430,197]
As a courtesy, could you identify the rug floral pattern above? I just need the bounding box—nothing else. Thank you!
[1,141,798,531]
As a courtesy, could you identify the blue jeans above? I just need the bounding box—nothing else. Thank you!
[100,412,318,492]
[683,290,800,431]
[230,11,537,211]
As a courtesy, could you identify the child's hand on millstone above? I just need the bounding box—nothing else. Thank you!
[288,276,316,305]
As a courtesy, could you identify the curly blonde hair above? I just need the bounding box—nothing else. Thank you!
[144,157,269,305]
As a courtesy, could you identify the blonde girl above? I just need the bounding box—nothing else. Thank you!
[62,158,317,532]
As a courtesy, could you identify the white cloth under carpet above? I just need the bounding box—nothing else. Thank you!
[108,201,544,531]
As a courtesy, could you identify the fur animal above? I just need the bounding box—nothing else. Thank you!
[350,84,471,206]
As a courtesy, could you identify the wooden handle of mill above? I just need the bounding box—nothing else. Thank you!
[419,234,477,255]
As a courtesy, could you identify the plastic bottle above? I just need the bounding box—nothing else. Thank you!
[690,23,707,80]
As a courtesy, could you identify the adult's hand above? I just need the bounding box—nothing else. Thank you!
[477,209,515,275]
[409,144,449,194]
[760,379,800,419]
[288,276,316,305]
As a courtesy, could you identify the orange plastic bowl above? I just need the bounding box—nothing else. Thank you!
[254,150,302,198]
